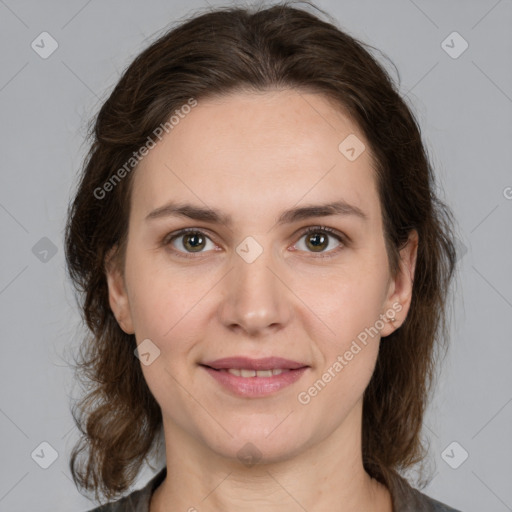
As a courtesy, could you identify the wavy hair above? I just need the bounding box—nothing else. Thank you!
[64,0,458,503]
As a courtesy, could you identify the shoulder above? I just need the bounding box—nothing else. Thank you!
[387,472,463,512]
[85,466,167,512]
[416,490,463,512]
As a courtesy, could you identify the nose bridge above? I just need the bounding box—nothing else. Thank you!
[219,236,290,334]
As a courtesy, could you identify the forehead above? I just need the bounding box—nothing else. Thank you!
[130,89,380,227]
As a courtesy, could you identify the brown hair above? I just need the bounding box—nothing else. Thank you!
[64,0,458,503]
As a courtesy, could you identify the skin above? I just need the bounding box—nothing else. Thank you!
[106,89,418,512]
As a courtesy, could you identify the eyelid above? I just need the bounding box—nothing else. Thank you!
[299,225,349,245]
[291,225,348,259]
[163,225,349,259]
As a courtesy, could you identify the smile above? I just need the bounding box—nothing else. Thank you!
[201,365,308,397]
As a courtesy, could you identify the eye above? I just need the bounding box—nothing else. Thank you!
[164,228,217,258]
[293,226,346,258]
[163,225,347,259]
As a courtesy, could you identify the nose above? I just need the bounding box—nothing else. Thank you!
[218,240,292,337]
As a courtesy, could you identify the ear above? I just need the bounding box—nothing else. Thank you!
[105,245,135,335]
[380,230,418,337]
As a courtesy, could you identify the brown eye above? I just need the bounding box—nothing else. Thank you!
[294,226,346,258]
[165,229,216,257]
[304,231,329,252]
[181,232,206,252]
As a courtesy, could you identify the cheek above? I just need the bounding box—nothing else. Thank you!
[298,261,388,400]
[124,247,209,337]
[319,285,383,381]
[300,295,382,416]
[298,264,389,342]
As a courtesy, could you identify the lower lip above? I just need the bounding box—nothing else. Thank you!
[201,366,309,397]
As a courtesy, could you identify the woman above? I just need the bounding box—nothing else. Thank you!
[64,2,461,511]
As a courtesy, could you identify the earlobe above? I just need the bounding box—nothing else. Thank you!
[381,230,419,336]
[105,246,135,335]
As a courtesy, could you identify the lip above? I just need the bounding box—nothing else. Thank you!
[201,365,309,397]
[201,356,307,371]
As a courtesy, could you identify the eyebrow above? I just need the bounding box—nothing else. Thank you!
[145,199,368,226]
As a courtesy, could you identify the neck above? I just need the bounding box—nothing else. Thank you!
[150,399,392,512]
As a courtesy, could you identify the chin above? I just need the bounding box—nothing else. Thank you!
[205,425,310,466]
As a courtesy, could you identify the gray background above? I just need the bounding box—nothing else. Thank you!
[1,0,511,511]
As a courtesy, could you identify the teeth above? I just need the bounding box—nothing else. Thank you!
[225,368,290,377]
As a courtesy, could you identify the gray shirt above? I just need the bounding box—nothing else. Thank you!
[86,466,462,511]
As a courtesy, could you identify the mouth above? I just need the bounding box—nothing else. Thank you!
[199,357,310,397]
[200,356,308,371]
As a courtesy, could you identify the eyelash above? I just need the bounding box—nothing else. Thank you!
[162,226,348,260]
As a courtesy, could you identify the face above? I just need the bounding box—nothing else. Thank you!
[106,89,417,465]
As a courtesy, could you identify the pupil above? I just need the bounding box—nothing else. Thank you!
[184,233,204,252]
[307,233,326,252]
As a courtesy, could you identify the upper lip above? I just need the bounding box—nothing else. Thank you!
[201,357,308,371]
